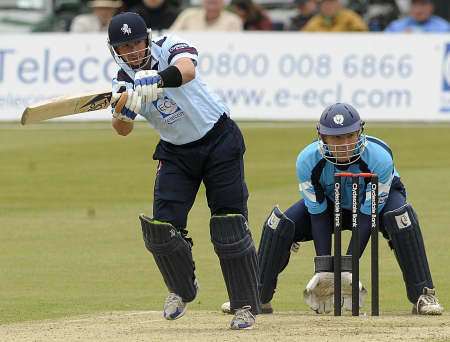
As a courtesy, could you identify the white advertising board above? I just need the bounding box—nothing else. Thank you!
[1,32,450,121]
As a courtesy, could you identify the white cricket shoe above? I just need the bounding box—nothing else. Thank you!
[221,301,273,314]
[163,293,187,320]
[230,306,255,330]
[413,287,444,315]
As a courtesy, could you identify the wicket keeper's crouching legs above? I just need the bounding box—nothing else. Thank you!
[141,115,261,329]
[222,177,443,315]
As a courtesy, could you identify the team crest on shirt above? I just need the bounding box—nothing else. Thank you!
[155,96,185,124]
[333,114,344,125]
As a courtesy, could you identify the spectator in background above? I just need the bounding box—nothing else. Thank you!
[71,0,123,32]
[32,0,81,32]
[170,0,242,31]
[288,0,318,31]
[302,0,368,31]
[365,0,400,31]
[230,0,272,30]
[385,0,450,32]
[130,0,180,30]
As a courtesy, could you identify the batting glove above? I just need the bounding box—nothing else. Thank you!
[134,70,162,105]
[111,88,142,122]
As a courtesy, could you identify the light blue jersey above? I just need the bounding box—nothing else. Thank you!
[296,136,400,215]
[385,15,450,33]
[112,34,229,145]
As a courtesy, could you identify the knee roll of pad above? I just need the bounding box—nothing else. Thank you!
[258,206,296,304]
[383,204,433,303]
[210,214,261,314]
[139,214,197,302]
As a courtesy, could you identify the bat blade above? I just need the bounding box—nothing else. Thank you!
[21,90,112,125]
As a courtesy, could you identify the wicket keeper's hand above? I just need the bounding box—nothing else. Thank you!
[303,272,334,314]
[111,88,142,122]
[134,70,162,104]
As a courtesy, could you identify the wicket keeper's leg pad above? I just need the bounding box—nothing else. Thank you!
[210,214,261,314]
[383,204,433,303]
[258,207,295,304]
[140,214,197,302]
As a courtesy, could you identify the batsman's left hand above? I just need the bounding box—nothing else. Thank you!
[134,70,162,104]
[111,88,142,122]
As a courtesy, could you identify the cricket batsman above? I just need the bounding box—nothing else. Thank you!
[223,102,444,315]
[107,12,260,329]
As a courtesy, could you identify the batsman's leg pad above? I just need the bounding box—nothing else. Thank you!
[383,204,433,303]
[210,214,261,314]
[140,214,197,302]
[258,206,295,304]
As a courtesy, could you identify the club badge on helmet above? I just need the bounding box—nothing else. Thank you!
[107,12,152,77]
[316,103,367,165]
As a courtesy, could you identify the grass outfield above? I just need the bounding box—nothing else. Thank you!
[1,121,449,324]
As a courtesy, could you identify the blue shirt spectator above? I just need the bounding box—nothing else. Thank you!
[385,0,450,32]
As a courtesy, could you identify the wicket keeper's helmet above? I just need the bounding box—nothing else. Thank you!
[317,102,363,135]
[317,103,367,165]
[107,12,152,72]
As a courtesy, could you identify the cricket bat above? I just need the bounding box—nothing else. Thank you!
[21,90,112,125]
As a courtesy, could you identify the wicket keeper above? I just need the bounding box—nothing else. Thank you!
[223,102,444,315]
[107,12,260,329]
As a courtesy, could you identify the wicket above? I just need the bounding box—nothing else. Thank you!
[333,172,379,316]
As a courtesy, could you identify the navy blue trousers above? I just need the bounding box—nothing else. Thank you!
[285,177,407,247]
[152,115,249,230]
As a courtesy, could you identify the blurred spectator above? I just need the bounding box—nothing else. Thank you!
[130,0,181,30]
[302,0,368,31]
[71,0,123,32]
[385,0,450,32]
[170,0,242,31]
[32,0,81,32]
[288,0,318,30]
[230,0,272,30]
[343,0,369,15]
[366,0,400,31]
[433,1,450,21]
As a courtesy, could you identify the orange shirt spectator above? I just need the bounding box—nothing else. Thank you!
[302,0,368,32]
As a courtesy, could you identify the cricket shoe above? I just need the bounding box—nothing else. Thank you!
[230,306,255,330]
[163,293,187,320]
[412,287,444,315]
[163,279,199,320]
[221,301,273,314]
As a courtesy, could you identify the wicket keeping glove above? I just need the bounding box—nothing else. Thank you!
[134,70,162,104]
[341,271,367,312]
[111,88,142,122]
[303,272,334,314]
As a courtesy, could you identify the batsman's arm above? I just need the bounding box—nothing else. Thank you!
[113,116,133,136]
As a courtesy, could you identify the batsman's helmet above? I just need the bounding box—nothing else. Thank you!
[317,103,367,165]
[107,12,151,72]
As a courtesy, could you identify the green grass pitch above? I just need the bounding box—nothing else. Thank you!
[1,121,449,323]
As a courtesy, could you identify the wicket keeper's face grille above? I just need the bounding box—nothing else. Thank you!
[319,132,367,165]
